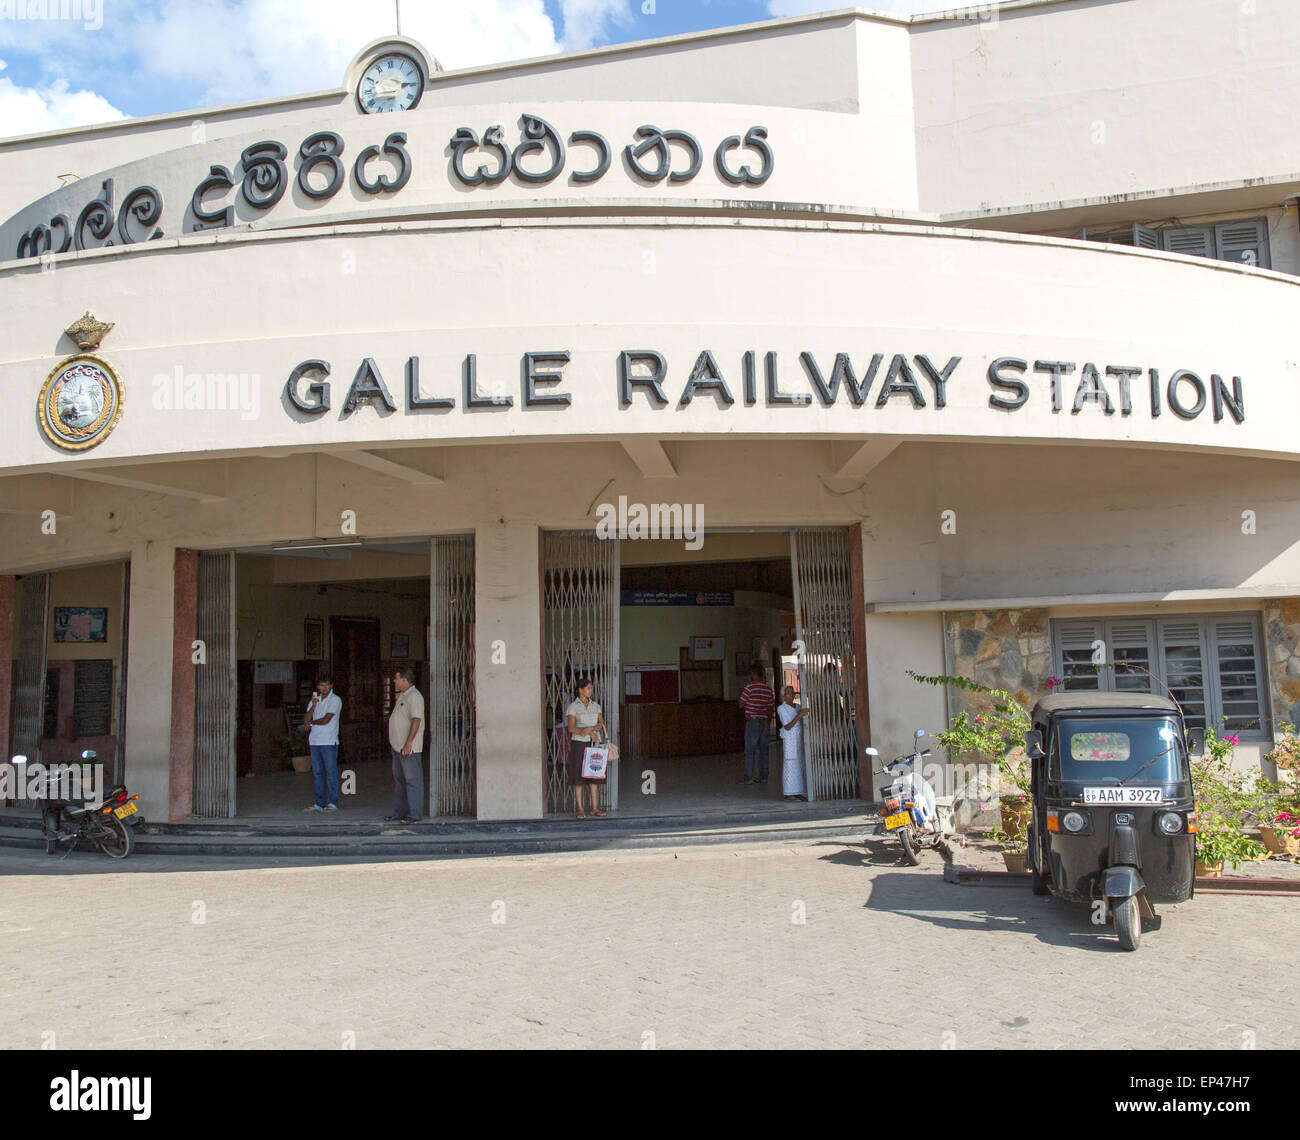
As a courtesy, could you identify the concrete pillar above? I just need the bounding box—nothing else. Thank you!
[0,576,13,761]
[474,521,544,820]
[168,550,197,820]
[123,542,176,820]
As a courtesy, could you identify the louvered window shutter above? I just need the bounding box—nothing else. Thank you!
[1160,226,1216,258]
[1208,617,1264,734]
[1131,224,1159,249]
[1156,619,1208,731]
[1106,620,1155,691]
[1053,620,1104,690]
[1214,219,1270,269]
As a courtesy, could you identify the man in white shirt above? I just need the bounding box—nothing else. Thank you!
[303,674,343,813]
[386,666,425,824]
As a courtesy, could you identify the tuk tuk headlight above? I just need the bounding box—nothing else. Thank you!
[1061,811,1088,834]
[1157,811,1185,835]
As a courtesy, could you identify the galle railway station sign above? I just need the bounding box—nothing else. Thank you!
[285,350,1246,423]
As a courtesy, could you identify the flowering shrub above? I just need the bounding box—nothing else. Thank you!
[906,671,1031,798]
[1192,725,1267,869]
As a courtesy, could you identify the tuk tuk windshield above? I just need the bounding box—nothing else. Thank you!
[1050,716,1188,784]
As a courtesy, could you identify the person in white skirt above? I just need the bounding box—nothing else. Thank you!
[777,685,808,802]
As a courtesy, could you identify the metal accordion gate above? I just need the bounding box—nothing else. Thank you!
[542,531,620,814]
[429,534,476,817]
[193,550,236,818]
[790,528,860,801]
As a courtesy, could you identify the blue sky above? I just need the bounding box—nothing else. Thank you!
[0,0,948,137]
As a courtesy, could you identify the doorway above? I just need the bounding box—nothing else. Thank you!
[540,527,864,817]
[190,535,476,819]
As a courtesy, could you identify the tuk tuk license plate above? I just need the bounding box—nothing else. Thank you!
[1083,787,1163,804]
[883,811,909,830]
[113,801,137,820]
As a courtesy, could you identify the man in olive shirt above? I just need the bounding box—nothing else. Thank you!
[387,666,425,823]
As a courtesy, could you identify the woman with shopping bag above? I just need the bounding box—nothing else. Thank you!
[565,675,608,820]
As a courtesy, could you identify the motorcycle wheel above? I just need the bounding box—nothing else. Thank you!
[97,814,133,860]
[1113,895,1141,951]
[898,827,920,866]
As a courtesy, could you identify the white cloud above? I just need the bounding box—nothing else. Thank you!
[0,61,126,140]
[130,0,565,108]
[556,0,636,51]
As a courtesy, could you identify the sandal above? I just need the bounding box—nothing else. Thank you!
[576,809,587,820]
[592,809,607,817]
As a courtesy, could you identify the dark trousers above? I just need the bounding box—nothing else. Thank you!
[744,718,769,781]
[391,748,425,820]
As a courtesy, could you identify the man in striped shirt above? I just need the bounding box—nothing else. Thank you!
[738,664,775,785]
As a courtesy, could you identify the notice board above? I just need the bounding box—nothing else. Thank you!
[623,663,679,704]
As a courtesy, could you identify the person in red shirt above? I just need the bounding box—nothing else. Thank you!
[738,664,775,785]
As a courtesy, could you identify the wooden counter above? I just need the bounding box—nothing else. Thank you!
[621,699,746,758]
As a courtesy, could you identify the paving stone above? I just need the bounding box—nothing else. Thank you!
[0,841,1296,1048]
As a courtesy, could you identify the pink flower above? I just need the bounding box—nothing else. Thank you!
[1227,734,1239,746]
[1279,813,1293,823]
[974,717,984,724]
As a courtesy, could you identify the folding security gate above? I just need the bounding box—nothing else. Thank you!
[10,573,50,800]
[542,531,620,814]
[790,528,860,801]
[429,534,476,817]
[193,550,236,817]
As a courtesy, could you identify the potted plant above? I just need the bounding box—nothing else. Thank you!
[1191,724,1267,875]
[908,671,1032,837]
[274,730,312,773]
[988,820,1028,872]
[1260,724,1300,856]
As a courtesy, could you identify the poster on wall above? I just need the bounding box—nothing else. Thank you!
[304,617,324,659]
[690,636,725,661]
[53,606,107,643]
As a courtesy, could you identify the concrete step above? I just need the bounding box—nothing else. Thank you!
[0,808,880,859]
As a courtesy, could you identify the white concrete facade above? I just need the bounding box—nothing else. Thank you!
[2,1,1299,820]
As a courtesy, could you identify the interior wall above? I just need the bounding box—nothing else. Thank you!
[235,555,430,773]
[620,589,790,701]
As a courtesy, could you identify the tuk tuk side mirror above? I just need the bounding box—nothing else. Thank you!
[1024,730,1045,761]
[1186,729,1203,754]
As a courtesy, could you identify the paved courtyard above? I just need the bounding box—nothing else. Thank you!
[0,838,1295,1049]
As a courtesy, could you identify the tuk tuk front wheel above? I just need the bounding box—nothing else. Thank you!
[1113,895,1141,951]
[898,827,920,866]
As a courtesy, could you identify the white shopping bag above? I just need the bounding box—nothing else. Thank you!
[581,746,609,781]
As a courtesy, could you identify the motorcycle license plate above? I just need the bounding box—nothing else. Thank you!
[1082,787,1163,805]
[113,801,137,820]
[883,811,909,830]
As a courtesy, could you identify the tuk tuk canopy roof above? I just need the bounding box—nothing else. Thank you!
[1031,692,1181,723]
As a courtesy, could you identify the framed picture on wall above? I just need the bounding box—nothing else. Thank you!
[390,633,409,658]
[53,606,108,643]
[304,617,324,659]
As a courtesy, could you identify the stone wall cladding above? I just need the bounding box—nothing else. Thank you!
[942,607,1052,721]
[1263,598,1300,733]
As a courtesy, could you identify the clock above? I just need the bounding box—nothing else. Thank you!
[357,53,424,114]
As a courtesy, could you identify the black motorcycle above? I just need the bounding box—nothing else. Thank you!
[27,749,144,859]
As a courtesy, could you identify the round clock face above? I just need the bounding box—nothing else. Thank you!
[358,54,423,113]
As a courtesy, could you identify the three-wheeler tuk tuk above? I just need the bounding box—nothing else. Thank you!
[1025,692,1197,951]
